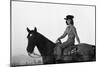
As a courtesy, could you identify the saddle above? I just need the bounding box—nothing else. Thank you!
[54,41,78,56]
[63,45,77,56]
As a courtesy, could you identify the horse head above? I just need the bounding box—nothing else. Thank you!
[26,27,39,57]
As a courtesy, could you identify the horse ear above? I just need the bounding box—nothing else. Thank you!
[27,27,30,32]
[34,27,37,32]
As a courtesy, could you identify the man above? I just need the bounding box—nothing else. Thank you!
[56,15,80,60]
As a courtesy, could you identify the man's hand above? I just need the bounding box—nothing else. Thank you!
[56,39,59,43]
[56,38,62,44]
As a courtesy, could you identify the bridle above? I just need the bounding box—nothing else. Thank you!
[28,52,41,58]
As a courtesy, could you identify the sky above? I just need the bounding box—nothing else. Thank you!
[12,1,95,56]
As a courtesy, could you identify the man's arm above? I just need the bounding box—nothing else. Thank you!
[58,27,68,40]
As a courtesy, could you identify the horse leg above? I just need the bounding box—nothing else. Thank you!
[42,56,56,64]
[42,56,48,64]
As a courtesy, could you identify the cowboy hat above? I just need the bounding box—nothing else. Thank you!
[64,15,74,20]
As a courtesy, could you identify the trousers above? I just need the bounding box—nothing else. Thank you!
[56,40,74,59]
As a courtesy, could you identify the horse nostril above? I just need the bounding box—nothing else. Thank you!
[26,47,30,51]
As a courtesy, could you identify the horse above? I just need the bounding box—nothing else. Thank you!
[26,27,96,64]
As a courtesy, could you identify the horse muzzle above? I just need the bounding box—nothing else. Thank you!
[28,52,41,58]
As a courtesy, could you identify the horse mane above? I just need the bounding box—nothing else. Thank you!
[36,31,56,45]
[35,31,56,56]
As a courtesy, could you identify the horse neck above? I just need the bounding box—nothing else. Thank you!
[36,32,55,56]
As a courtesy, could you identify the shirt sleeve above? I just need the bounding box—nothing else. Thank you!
[59,27,69,39]
[63,27,69,36]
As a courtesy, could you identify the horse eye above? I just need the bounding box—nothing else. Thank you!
[30,34,32,37]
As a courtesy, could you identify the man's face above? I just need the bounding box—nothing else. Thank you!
[66,19,71,25]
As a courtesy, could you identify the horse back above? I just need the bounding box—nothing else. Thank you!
[76,43,95,56]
